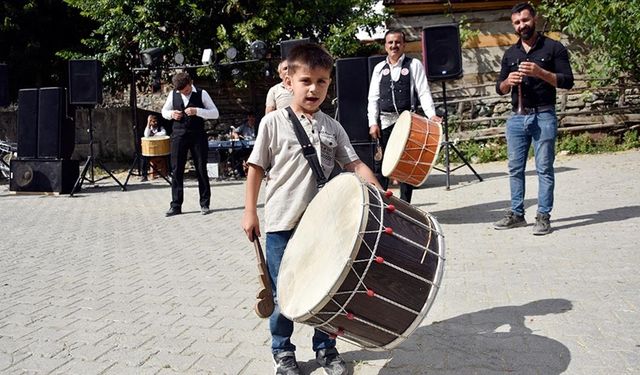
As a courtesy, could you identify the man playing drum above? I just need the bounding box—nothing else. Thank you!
[367,29,441,203]
[242,43,380,375]
[140,114,167,182]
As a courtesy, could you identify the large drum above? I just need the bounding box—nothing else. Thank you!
[141,135,170,157]
[382,111,442,187]
[278,173,445,350]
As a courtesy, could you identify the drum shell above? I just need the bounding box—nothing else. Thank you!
[141,136,170,156]
[382,112,442,186]
[279,174,445,350]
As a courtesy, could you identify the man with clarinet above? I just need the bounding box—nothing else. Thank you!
[493,2,574,235]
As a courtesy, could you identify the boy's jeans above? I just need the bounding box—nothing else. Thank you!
[266,230,336,354]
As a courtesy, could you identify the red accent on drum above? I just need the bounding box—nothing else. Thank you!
[329,334,337,339]
[366,289,375,297]
[375,256,384,264]
[385,190,393,197]
[386,204,396,212]
[337,328,344,336]
[384,227,393,235]
[346,312,355,320]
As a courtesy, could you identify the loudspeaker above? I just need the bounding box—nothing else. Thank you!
[10,159,79,194]
[422,23,463,81]
[368,55,386,82]
[280,38,311,59]
[335,57,370,143]
[17,88,39,158]
[69,59,102,105]
[37,87,74,159]
[0,63,8,107]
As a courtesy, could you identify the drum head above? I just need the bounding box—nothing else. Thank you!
[381,111,412,177]
[278,173,368,320]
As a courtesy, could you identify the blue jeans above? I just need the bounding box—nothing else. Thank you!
[506,110,557,216]
[266,231,336,354]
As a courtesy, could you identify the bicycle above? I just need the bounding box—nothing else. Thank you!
[0,139,17,179]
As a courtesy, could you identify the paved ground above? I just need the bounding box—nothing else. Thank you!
[0,150,638,375]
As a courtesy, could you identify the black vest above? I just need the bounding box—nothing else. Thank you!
[378,57,413,113]
[172,89,205,131]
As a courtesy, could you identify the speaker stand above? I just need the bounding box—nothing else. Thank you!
[433,81,483,190]
[70,108,125,196]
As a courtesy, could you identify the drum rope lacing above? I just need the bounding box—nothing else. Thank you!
[394,135,440,185]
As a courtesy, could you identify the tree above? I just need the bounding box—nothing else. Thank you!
[540,0,640,83]
[0,1,94,102]
[62,0,387,91]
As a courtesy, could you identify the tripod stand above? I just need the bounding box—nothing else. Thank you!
[70,107,125,196]
[433,81,483,189]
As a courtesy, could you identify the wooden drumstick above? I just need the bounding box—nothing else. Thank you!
[252,230,274,318]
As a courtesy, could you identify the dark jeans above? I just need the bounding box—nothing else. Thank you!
[266,230,336,354]
[374,125,414,203]
[170,127,211,209]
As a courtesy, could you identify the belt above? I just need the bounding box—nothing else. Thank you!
[513,104,555,114]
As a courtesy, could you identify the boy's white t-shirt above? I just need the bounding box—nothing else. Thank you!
[247,108,359,232]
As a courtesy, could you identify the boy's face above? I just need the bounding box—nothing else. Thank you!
[149,117,158,128]
[285,64,332,114]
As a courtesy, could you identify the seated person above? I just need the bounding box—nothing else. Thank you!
[141,114,167,181]
[233,113,257,140]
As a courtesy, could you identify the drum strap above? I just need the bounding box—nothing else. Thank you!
[285,106,328,189]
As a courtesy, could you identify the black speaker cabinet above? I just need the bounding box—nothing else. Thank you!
[0,63,8,107]
[10,159,79,194]
[38,87,74,159]
[17,88,39,158]
[69,59,103,105]
[422,24,463,81]
[335,57,370,143]
[368,55,386,82]
[280,38,311,59]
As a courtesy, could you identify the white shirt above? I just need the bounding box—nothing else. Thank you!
[367,54,436,129]
[161,85,219,121]
[265,82,294,111]
[143,126,166,138]
[247,108,359,232]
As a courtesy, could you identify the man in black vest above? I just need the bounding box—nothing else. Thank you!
[161,72,219,216]
[367,30,440,203]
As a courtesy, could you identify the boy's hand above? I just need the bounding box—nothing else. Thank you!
[242,211,261,242]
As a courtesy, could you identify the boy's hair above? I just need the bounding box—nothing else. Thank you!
[384,29,406,42]
[172,72,192,90]
[286,43,334,75]
[511,2,536,16]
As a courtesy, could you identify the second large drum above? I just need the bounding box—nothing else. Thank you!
[278,173,445,350]
[382,111,442,187]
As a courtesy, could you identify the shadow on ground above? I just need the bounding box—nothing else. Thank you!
[323,298,573,374]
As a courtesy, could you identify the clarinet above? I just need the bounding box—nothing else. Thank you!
[516,58,525,115]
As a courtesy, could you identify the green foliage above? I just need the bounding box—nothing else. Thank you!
[540,0,640,83]
[60,0,388,91]
[0,1,95,101]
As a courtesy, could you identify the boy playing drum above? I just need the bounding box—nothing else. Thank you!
[242,43,380,375]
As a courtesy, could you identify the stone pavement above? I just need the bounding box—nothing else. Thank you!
[0,150,638,375]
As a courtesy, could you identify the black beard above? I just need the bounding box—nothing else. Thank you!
[519,26,535,40]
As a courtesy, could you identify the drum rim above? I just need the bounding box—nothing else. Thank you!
[141,135,170,140]
[381,111,412,177]
[278,173,370,321]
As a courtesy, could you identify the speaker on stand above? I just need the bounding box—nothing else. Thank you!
[280,38,311,59]
[422,23,482,189]
[68,59,124,196]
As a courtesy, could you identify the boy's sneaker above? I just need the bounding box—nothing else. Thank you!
[493,211,527,230]
[533,213,552,235]
[273,351,302,375]
[316,347,348,375]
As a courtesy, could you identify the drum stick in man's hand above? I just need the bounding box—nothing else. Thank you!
[252,230,274,318]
